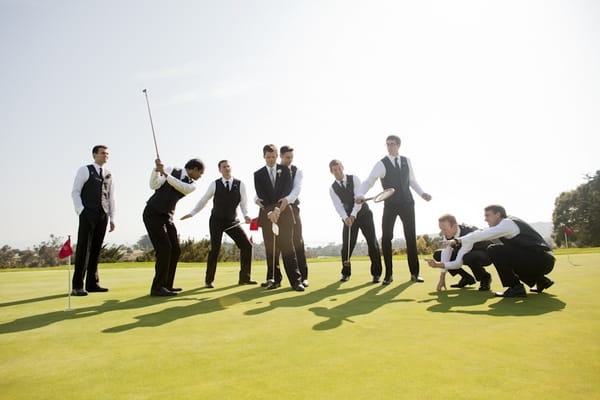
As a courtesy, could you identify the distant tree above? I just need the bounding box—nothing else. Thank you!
[552,171,600,247]
[0,245,18,268]
[135,234,153,250]
[98,244,126,263]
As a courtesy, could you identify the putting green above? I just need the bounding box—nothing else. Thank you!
[1,254,598,399]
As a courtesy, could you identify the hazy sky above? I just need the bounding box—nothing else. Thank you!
[1,0,598,249]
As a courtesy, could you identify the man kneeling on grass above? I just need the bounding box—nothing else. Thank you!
[425,205,555,298]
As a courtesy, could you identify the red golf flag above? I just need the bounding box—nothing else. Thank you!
[58,238,74,259]
[250,217,259,231]
[563,225,574,236]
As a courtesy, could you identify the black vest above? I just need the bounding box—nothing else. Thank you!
[501,217,551,252]
[331,175,368,217]
[380,156,414,206]
[211,179,241,221]
[146,168,188,216]
[81,165,111,213]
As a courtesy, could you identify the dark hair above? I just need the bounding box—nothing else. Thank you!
[92,145,107,154]
[386,135,401,145]
[280,145,294,154]
[438,214,457,225]
[185,158,205,171]
[263,144,277,155]
[218,160,228,169]
[484,204,507,218]
[329,159,342,171]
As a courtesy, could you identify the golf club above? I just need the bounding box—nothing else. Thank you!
[364,188,395,202]
[224,220,242,232]
[142,89,160,159]
[271,222,279,288]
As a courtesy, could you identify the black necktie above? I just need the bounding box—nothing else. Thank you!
[340,180,345,189]
[225,180,230,191]
[394,157,400,169]
[99,167,103,179]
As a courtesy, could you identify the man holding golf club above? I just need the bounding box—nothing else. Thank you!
[70,145,115,296]
[143,158,204,296]
[426,205,555,297]
[427,214,492,291]
[329,159,382,283]
[356,135,432,285]
[276,145,309,287]
[180,160,255,288]
[254,144,304,291]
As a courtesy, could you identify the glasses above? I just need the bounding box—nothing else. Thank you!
[385,142,399,146]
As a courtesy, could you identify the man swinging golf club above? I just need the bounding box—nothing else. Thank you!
[329,159,382,283]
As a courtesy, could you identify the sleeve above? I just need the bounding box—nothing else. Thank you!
[187,181,215,216]
[71,166,89,215]
[461,219,519,244]
[329,186,348,220]
[406,158,425,196]
[149,168,166,190]
[239,181,249,217]
[442,241,475,271]
[350,175,364,217]
[286,169,303,203]
[166,173,196,195]
[108,178,116,222]
[357,161,385,197]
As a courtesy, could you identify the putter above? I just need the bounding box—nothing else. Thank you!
[142,89,160,159]
[271,222,279,287]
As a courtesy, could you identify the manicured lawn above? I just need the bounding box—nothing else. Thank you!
[1,253,598,399]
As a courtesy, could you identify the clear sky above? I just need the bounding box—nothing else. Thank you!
[1,0,598,249]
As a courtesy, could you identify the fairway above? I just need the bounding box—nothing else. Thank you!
[1,254,599,399]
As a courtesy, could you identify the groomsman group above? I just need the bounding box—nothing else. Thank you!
[71,136,555,299]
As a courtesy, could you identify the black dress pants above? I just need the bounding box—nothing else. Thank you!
[290,205,308,281]
[341,208,382,277]
[261,208,302,287]
[381,203,419,278]
[143,205,181,291]
[73,208,108,290]
[487,243,555,287]
[433,249,491,281]
[206,216,252,284]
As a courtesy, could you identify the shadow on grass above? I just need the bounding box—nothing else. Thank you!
[309,280,414,331]
[422,290,566,316]
[244,280,374,315]
[102,285,289,333]
[0,293,68,308]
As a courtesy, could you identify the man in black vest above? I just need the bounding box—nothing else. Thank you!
[427,205,555,297]
[70,145,115,296]
[427,214,492,291]
[276,145,309,287]
[254,144,304,291]
[143,158,204,297]
[181,160,255,287]
[356,135,432,285]
[329,159,382,283]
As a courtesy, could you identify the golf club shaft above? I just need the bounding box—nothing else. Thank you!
[142,89,160,159]
[347,224,351,262]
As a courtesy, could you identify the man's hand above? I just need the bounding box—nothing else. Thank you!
[155,159,166,176]
[268,207,280,223]
[424,258,444,268]
[421,193,432,201]
[109,222,115,232]
[180,214,192,220]
[344,216,355,227]
[244,216,252,224]
[436,274,447,291]
[279,198,289,212]
[255,198,264,208]
[354,195,365,204]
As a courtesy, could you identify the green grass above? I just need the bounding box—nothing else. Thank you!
[1,253,599,399]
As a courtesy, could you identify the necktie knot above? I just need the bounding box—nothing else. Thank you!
[225,180,230,190]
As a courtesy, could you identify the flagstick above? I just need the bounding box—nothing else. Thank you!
[66,254,73,311]
[564,230,580,266]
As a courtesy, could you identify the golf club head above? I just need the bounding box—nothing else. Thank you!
[342,260,351,268]
[272,223,279,236]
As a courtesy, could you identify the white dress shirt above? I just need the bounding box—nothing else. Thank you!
[329,174,363,220]
[357,155,425,198]
[187,177,249,217]
[286,166,303,204]
[149,166,196,195]
[71,162,115,222]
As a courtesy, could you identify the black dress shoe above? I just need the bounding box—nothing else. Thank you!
[204,283,214,289]
[86,285,109,292]
[479,274,492,291]
[238,280,258,285]
[168,287,182,292]
[266,281,281,290]
[340,275,350,282]
[382,277,393,285]
[372,276,381,283]
[495,284,526,298]
[260,280,273,287]
[410,275,424,283]
[531,277,554,293]
[71,288,88,296]
[150,287,177,297]
[450,276,476,288]
[293,284,305,292]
